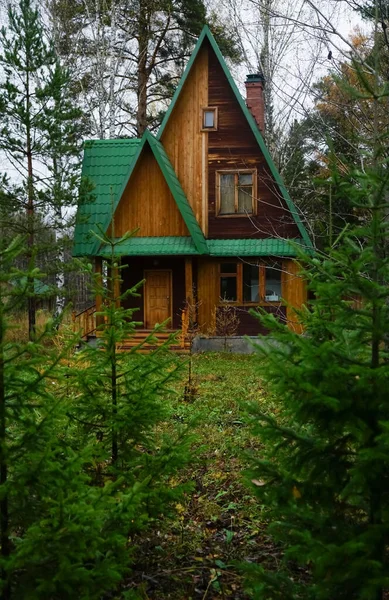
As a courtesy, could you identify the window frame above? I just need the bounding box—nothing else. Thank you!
[216,169,257,217]
[219,260,283,305]
[201,106,218,131]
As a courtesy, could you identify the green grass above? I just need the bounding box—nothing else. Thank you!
[119,352,282,600]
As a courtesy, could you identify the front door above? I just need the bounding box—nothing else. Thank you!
[144,270,172,328]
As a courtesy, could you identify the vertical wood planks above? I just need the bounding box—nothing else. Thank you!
[161,45,208,232]
[113,147,189,238]
[282,259,307,333]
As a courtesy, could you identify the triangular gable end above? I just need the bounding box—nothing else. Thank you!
[91,131,208,256]
[157,26,313,252]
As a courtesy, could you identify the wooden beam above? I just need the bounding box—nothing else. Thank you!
[185,257,193,304]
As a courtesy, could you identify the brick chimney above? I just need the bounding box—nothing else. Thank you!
[245,72,265,132]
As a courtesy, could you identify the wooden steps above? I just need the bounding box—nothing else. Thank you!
[73,305,191,353]
[116,330,190,353]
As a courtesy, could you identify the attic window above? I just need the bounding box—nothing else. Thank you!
[216,170,257,216]
[201,107,218,130]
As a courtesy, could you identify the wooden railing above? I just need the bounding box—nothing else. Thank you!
[72,305,96,339]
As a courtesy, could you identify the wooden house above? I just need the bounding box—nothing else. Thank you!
[73,26,312,345]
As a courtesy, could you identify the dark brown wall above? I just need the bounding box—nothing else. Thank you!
[207,45,300,240]
[120,257,186,329]
[216,305,286,336]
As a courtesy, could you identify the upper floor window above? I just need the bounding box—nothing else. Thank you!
[216,170,256,216]
[201,107,218,130]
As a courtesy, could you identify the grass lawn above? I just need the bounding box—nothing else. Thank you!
[120,352,282,600]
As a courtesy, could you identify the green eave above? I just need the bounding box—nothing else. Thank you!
[158,26,313,252]
[97,237,305,258]
[98,236,198,257]
[73,138,141,256]
[207,238,304,257]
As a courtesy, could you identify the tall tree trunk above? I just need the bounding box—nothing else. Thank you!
[136,1,148,136]
[26,63,36,340]
[0,299,10,599]
[108,0,117,139]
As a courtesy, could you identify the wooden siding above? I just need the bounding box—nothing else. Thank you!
[113,146,189,238]
[282,259,307,333]
[207,47,301,240]
[161,45,208,232]
[196,256,306,335]
[120,257,186,329]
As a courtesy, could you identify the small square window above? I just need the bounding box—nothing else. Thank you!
[201,107,218,130]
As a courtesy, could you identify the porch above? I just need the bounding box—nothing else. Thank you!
[72,252,302,351]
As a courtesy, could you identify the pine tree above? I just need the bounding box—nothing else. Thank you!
[243,52,389,600]
[0,0,83,334]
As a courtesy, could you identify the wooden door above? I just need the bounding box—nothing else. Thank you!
[144,270,172,328]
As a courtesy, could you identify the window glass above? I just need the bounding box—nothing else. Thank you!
[220,276,237,301]
[265,265,282,301]
[238,173,253,213]
[220,263,237,274]
[203,110,215,128]
[219,174,235,214]
[239,173,253,186]
[243,264,259,302]
[238,186,253,213]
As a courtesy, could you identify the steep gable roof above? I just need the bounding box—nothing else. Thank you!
[73,138,141,256]
[74,132,208,256]
[158,25,312,252]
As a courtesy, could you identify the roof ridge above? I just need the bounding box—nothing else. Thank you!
[84,138,141,147]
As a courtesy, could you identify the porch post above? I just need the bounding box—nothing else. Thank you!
[95,257,104,328]
[185,257,193,304]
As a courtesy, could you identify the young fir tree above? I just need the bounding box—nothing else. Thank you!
[70,228,192,524]
[243,54,389,600]
[0,237,128,599]
[0,232,191,598]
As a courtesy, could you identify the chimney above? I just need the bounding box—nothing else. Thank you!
[245,72,265,132]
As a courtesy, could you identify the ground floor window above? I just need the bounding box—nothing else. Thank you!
[220,260,282,303]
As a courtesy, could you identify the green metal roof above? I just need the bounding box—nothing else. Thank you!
[207,238,304,256]
[73,139,141,256]
[97,237,303,257]
[98,236,197,257]
[157,26,313,252]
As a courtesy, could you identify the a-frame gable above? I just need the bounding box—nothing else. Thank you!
[158,25,313,251]
[91,131,208,256]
